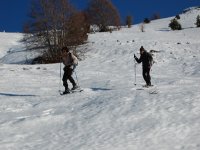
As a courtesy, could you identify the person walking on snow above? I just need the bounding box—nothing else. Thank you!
[61,47,78,94]
[134,46,153,87]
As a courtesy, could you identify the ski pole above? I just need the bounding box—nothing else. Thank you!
[59,59,62,92]
[59,53,63,93]
[74,70,80,87]
[134,58,137,85]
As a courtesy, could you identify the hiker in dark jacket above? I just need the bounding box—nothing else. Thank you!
[61,47,78,94]
[134,46,153,87]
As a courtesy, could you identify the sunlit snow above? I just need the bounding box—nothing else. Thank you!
[0,7,200,150]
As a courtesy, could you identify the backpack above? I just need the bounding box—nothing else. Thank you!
[147,52,153,67]
[70,52,78,66]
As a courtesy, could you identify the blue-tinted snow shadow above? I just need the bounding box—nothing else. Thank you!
[157,28,171,31]
[0,92,36,97]
[157,27,195,32]
[90,88,112,91]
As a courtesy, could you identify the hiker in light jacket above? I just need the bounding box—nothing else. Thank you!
[61,47,78,94]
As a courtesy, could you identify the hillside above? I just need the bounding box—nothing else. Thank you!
[0,7,200,150]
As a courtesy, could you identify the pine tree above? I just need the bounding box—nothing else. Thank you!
[169,18,182,30]
[195,15,200,27]
[143,18,150,24]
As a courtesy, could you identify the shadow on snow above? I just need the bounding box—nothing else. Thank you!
[90,88,112,91]
[0,92,36,97]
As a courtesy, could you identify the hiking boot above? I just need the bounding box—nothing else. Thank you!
[143,84,153,88]
[71,85,79,90]
[63,89,70,94]
[143,84,149,88]
[148,83,153,87]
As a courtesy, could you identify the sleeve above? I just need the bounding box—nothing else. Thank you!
[135,55,143,63]
[149,54,153,67]
[71,53,78,65]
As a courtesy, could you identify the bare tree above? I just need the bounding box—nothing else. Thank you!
[66,12,89,46]
[151,13,161,21]
[86,0,121,32]
[23,0,88,63]
[126,15,133,28]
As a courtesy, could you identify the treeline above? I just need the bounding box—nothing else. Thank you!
[23,0,121,64]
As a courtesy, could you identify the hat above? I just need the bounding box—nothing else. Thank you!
[140,46,144,51]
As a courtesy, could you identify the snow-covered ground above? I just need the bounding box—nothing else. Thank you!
[0,7,200,150]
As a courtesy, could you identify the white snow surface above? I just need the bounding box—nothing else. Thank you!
[0,8,200,150]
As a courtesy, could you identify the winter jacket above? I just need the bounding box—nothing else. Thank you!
[135,50,153,69]
[62,52,78,67]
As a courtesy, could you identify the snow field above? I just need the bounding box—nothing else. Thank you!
[0,7,200,150]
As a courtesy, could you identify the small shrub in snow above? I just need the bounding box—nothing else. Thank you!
[23,68,29,70]
[195,15,200,27]
[169,19,182,30]
[175,15,180,19]
[143,18,150,24]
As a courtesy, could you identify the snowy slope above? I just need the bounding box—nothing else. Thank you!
[0,7,200,150]
[0,32,40,64]
[0,32,24,58]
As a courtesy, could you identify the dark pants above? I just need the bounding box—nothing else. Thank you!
[142,67,151,86]
[62,66,76,90]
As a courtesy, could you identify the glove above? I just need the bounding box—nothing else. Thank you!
[72,64,77,71]
[134,54,137,59]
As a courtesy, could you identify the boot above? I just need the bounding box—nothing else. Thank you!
[143,84,149,88]
[71,84,79,90]
[147,82,152,87]
[63,88,70,94]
